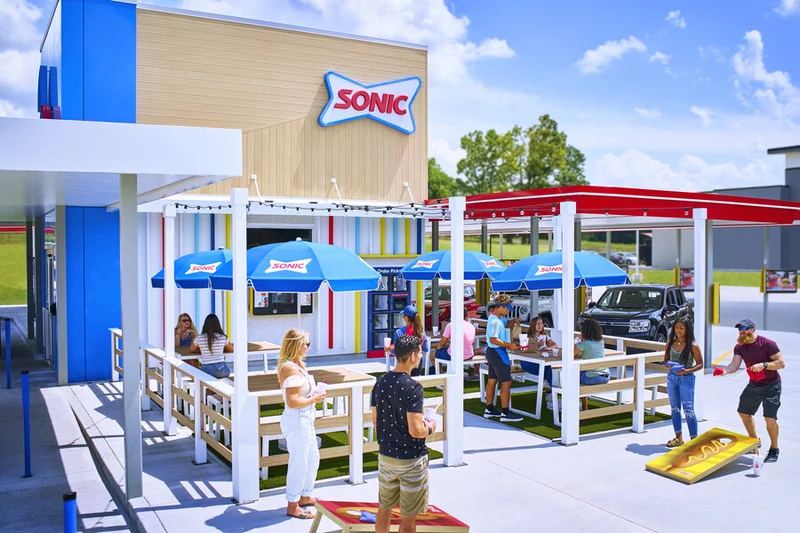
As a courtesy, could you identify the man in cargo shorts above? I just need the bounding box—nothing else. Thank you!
[371,335,435,532]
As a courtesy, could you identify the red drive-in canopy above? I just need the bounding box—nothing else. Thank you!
[425,185,800,225]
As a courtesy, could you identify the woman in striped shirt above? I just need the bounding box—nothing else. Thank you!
[190,314,233,378]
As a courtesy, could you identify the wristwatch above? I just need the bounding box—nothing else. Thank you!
[763,362,769,371]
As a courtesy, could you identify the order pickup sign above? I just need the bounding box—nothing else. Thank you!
[318,72,422,134]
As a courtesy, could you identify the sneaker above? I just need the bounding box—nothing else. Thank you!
[500,411,523,422]
[483,406,502,418]
[764,448,779,463]
[465,374,480,382]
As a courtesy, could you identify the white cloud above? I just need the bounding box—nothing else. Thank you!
[0,48,40,94]
[593,150,778,192]
[649,51,670,65]
[774,0,800,16]
[575,36,647,74]
[690,105,712,126]
[697,44,726,64]
[180,0,514,83]
[429,137,465,175]
[0,0,42,46]
[0,98,27,117]
[732,30,800,117]
[635,107,662,118]
[666,10,686,28]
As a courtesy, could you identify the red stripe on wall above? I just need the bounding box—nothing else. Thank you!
[328,216,334,350]
[162,216,165,348]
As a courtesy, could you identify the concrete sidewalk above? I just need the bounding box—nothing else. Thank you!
[0,307,131,533]
[61,325,799,533]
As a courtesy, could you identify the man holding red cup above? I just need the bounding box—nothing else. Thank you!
[714,319,785,463]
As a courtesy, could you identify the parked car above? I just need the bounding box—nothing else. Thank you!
[477,288,555,326]
[610,252,637,266]
[422,281,479,330]
[579,284,692,342]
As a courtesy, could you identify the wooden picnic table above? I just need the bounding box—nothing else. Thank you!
[175,340,280,370]
[232,366,374,393]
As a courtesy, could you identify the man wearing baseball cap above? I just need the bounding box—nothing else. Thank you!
[715,319,785,463]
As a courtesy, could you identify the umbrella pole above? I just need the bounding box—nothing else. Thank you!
[297,293,301,330]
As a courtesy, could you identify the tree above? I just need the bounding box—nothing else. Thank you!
[427,158,457,199]
[516,114,587,190]
[456,128,523,195]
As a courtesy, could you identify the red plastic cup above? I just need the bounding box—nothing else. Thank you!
[713,366,724,376]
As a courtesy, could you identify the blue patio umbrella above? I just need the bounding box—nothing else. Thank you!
[151,249,232,289]
[399,250,506,281]
[209,239,381,293]
[491,251,630,291]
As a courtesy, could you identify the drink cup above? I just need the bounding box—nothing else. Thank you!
[314,382,328,395]
[432,326,439,336]
[552,348,560,358]
[423,407,436,423]
[383,337,392,348]
[519,334,528,349]
[752,455,764,477]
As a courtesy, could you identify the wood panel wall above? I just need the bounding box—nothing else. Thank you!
[137,9,428,201]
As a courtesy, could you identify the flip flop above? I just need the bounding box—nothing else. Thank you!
[299,497,317,507]
[287,508,315,519]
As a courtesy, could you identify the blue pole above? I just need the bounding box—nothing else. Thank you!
[5,318,10,389]
[22,370,32,477]
[63,492,77,533]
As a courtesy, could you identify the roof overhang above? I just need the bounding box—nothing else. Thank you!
[0,118,242,221]
[426,185,800,226]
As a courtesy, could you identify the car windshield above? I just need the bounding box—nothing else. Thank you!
[597,288,663,310]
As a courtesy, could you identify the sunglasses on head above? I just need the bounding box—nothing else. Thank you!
[736,325,752,331]
[304,342,311,347]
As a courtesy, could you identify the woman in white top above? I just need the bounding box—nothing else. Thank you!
[190,314,233,378]
[520,316,557,387]
[278,328,326,520]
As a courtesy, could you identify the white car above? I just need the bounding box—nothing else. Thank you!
[478,288,555,326]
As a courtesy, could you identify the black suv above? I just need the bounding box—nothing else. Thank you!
[579,284,692,342]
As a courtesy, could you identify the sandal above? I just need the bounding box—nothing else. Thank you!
[666,437,684,448]
[287,508,315,519]
[299,497,317,507]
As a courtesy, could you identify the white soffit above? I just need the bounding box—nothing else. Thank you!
[0,118,242,221]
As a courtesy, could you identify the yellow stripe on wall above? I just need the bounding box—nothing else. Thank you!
[225,214,232,335]
[416,281,424,321]
[379,218,386,256]
[404,219,411,255]
[354,292,361,353]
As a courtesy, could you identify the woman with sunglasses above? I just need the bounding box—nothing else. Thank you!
[384,305,430,376]
[277,328,326,519]
[174,313,198,349]
[662,317,703,447]
[190,314,233,378]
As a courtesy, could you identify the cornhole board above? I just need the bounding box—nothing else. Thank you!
[309,500,470,532]
[645,427,759,484]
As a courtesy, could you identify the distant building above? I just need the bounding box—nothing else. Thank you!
[651,146,800,270]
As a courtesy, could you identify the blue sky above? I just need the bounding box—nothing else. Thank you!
[2,0,799,192]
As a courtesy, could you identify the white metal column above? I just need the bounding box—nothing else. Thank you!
[120,173,143,499]
[693,208,709,422]
[444,197,466,466]
[559,202,578,446]
[163,205,178,436]
[231,188,259,503]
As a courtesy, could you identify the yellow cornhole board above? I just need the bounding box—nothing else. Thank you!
[646,427,759,484]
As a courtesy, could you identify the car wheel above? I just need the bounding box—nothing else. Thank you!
[542,316,553,328]
[655,330,668,343]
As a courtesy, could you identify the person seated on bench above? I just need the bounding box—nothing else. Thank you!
[575,318,609,411]
[519,316,557,388]
[434,307,480,380]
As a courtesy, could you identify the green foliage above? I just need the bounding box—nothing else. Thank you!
[427,157,457,199]
[0,236,26,305]
[456,128,523,194]
[517,114,587,190]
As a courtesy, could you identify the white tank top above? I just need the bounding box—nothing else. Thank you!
[279,361,316,413]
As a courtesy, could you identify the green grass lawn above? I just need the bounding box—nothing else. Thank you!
[0,235,26,305]
[633,269,760,287]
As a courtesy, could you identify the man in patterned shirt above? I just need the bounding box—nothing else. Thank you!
[371,335,435,532]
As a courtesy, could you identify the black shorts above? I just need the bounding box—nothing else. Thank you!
[485,347,512,383]
[738,381,781,419]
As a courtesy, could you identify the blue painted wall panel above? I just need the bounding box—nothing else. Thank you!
[83,0,136,123]
[83,208,121,381]
[60,0,84,120]
[65,207,86,382]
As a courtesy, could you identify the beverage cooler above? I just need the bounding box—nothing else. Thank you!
[367,267,409,358]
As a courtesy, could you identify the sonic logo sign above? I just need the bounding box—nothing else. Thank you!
[318,72,422,134]
[481,260,501,269]
[411,259,439,269]
[264,258,313,274]
[535,264,563,276]
[185,262,222,274]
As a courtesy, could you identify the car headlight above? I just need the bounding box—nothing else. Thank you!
[629,319,650,333]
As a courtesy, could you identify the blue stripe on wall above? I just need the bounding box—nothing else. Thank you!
[65,207,86,382]
[210,214,216,314]
[61,0,84,120]
[417,218,423,253]
[392,219,399,254]
[354,217,361,255]
[194,213,200,326]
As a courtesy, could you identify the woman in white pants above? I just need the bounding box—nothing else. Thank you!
[278,328,326,519]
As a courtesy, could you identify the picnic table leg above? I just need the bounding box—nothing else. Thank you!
[307,508,322,533]
[534,364,545,419]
